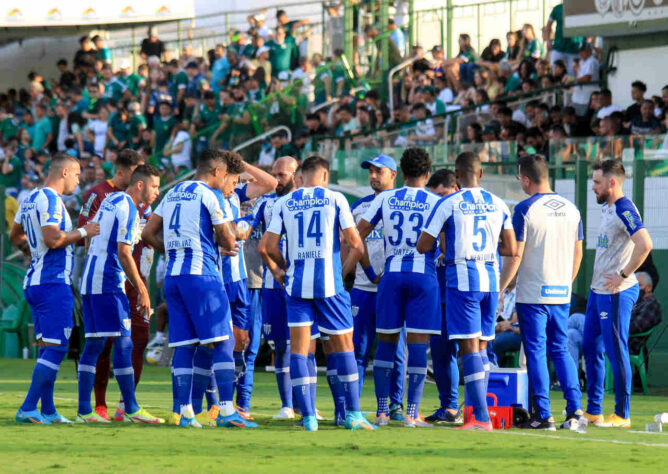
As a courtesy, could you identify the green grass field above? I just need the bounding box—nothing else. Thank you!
[0,359,666,473]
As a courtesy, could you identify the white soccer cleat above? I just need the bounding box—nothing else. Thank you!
[273,407,295,420]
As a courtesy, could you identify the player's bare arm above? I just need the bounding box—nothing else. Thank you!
[242,161,278,199]
[603,228,653,292]
[141,214,165,253]
[262,231,287,285]
[41,222,100,249]
[416,231,436,254]
[118,242,151,315]
[9,222,30,255]
[498,228,517,257]
[214,221,237,252]
[498,241,525,294]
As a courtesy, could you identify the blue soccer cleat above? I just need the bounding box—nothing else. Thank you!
[216,411,258,428]
[42,412,73,424]
[302,415,318,431]
[345,411,378,431]
[424,407,463,424]
[179,416,202,428]
[16,409,48,424]
[389,403,405,422]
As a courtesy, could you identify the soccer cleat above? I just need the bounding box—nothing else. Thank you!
[42,412,73,424]
[584,412,612,427]
[217,411,258,428]
[113,408,125,422]
[315,408,324,421]
[168,412,181,425]
[518,416,556,431]
[76,412,111,423]
[124,407,164,424]
[179,415,202,428]
[425,407,463,424]
[345,411,378,431]
[16,409,47,424]
[272,407,295,420]
[236,407,254,421]
[374,413,390,427]
[403,415,434,428]
[604,413,631,428]
[560,409,584,429]
[94,405,111,422]
[302,415,318,431]
[389,403,405,422]
[456,417,493,432]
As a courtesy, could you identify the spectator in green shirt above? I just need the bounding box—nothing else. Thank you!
[168,59,190,110]
[128,101,147,149]
[520,24,542,61]
[266,26,297,78]
[444,33,477,91]
[92,35,112,64]
[544,3,583,75]
[101,64,127,103]
[194,90,221,154]
[311,53,332,105]
[31,104,53,152]
[228,86,254,161]
[0,111,19,141]
[107,107,131,150]
[211,89,236,149]
[0,144,22,191]
[152,101,178,165]
[118,60,144,96]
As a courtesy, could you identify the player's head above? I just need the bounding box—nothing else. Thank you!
[426,168,458,197]
[400,147,431,185]
[592,159,625,204]
[196,149,234,190]
[517,154,549,195]
[454,151,482,187]
[361,154,397,193]
[299,154,330,187]
[219,150,246,198]
[272,156,299,196]
[48,152,81,195]
[128,164,161,205]
[115,149,143,190]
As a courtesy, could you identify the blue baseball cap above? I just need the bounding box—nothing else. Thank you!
[361,154,397,171]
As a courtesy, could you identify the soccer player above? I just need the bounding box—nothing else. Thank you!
[77,164,163,424]
[497,154,584,430]
[263,155,375,431]
[356,147,442,428]
[583,159,652,428]
[142,149,257,428]
[341,154,406,423]
[256,156,321,420]
[11,153,100,424]
[77,148,142,421]
[422,169,463,424]
[418,151,516,432]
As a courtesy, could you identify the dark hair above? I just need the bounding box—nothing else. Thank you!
[203,90,215,100]
[129,164,161,186]
[427,168,456,190]
[221,150,245,175]
[366,89,380,101]
[198,149,227,175]
[498,106,513,118]
[518,154,548,183]
[57,59,67,67]
[305,113,319,122]
[599,89,612,98]
[300,154,330,174]
[525,127,544,140]
[276,9,286,17]
[454,151,481,175]
[592,159,625,180]
[632,81,647,93]
[489,38,501,49]
[550,124,566,136]
[116,149,142,170]
[49,152,79,175]
[64,138,75,148]
[400,147,431,178]
[411,102,427,112]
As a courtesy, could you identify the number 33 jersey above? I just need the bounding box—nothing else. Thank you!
[362,186,442,274]
[423,187,511,292]
[267,186,355,299]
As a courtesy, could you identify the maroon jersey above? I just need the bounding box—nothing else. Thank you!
[125,203,154,326]
[77,180,121,246]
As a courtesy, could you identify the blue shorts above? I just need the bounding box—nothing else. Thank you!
[225,280,251,331]
[24,283,73,345]
[376,272,440,335]
[262,288,320,341]
[164,274,232,347]
[445,288,498,340]
[286,291,352,335]
[82,293,131,338]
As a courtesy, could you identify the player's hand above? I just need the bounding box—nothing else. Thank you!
[137,288,151,316]
[84,222,101,238]
[271,268,286,286]
[497,293,505,314]
[373,272,383,284]
[603,273,624,293]
[221,243,240,257]
[234,327,250,349]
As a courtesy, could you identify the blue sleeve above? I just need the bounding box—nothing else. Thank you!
[512,202,530,242]
[577,219,584,241]
[234,183,249,203]
[615,198,645,236]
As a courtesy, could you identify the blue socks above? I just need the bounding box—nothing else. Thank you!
[205,373,218,410]
[274,340,293,409]
[171,368,179,413]
[290,353,313,417]
[191,346,214,414]
[113,336,139,414]
[77,337,106,415]
[326,353,346,419]
[21,346,67,413]
[406,343,428,419]
[172,345,195,415]
[373,341,395,416]
[462,351,489,422]
[308,353,317,410]
[213,339,236,415]
[336,351,360,412]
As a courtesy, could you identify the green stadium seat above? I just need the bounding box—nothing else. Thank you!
[604,328,656,395]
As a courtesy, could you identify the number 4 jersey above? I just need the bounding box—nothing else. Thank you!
[267,186,355,299]
[362,186,442,274]
[423,187,511,292]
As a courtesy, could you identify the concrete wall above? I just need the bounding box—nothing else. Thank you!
[608,45,668,107]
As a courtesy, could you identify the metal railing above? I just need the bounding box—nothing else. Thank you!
[388,52,434,118]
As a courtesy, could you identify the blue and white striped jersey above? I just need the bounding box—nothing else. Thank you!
[351,193,385,292]
[218,184,250,284]
[267,186,355,299]
[252,193,284,290]
[14,187,73,288]
[362,186,441,274]
[80,192,139,295]
[154,180,229,278]
[423,187,512,292]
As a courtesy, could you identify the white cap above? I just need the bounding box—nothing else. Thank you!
[278,71,290,82]
[255,46,269,57]
[119,59,131,69]
[254,13,265,22]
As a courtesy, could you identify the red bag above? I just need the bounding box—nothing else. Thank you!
[463,393,514,429]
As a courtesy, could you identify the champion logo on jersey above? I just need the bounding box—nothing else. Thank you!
[286,196,330,211]
[388,196,431,211]
[543,199,565,211]
[167,191,198,202]
[458,200,496,215]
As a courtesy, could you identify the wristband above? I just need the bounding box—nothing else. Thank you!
[619,269,628,279]
[363,266,378,282]
[77,227,87,239]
